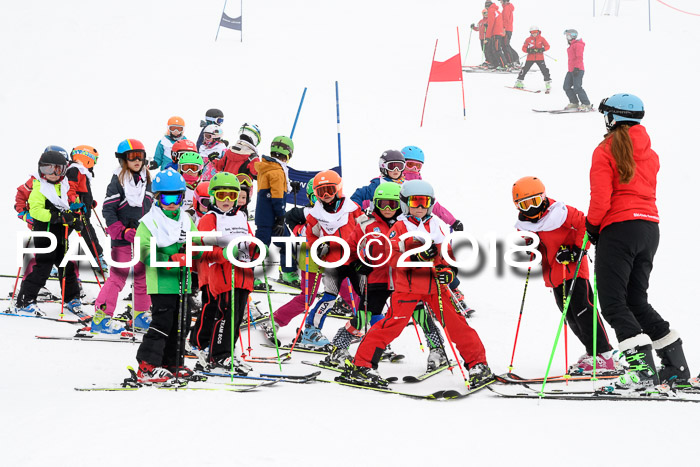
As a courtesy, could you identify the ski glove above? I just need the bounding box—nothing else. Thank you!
[123,228,136,243]
[272,217,286,237]
[411,243,438,262]
[18,210,34,225]
[70,202,86,213]
[209,152,220,160]
[353,260,373,276]
[167,253,188,270]
[584,218,600,246]
[222,244,240,262]
[290,181,301,194]
[555,245,582,265]
[451,220,464,232]
[435,265,455,285]
[148,160,158,171]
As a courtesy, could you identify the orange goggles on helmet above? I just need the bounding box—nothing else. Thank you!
[515,194,544,211]
[407,195,432,209]
[314,184,338,199]
[213,190,239,202]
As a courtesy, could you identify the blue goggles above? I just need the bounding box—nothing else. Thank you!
[158,192,184,206]
[207,116,224,125]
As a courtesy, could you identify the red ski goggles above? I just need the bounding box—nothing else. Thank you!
[405,161,423,171]
[314,184,338,199]
[406,195,433,209]
[515,194,544,211]
[125,151,145,162]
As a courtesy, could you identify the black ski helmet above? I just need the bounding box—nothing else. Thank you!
[43,145,70,161]
[378,149,405,178]
[202,109,224,127]
[38,149,68,182]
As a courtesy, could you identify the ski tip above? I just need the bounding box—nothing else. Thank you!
[386,376,399,383]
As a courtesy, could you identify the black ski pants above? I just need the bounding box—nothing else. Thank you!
[595,220,670,343]
[503,31,519,64]
[485,36,507,67]
[517,60,551,82]
[137,293,185,367]
[17,224,80,307]
[189,284,215,350]
[552,278,612,356]
[210,288,250,362]
[348,283,391,332]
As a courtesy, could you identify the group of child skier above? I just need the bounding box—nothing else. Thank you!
[9,96,699,393]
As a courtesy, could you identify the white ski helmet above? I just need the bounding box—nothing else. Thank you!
[529,25,540,33]
[203,124,223,140]
[238,123,261,147]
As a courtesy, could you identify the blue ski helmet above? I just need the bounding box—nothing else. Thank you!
[598,93,645,131]
[401,146,425,163]
[43,145,70,161]
[399,179,435,219]
[152,168,186,193]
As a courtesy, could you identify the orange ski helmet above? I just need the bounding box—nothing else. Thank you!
[71,145,99,169]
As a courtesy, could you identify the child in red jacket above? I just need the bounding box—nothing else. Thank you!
[515,26,552,92]
[513,176,617,374]
[339,180,492,389]
[471,9,488,56]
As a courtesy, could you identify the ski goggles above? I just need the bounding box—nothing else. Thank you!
[236,173,253,187]
[213,190,239,202]
[39,163,67,176]
[376,199,400,211]
[197,197,211,210]
[158,192,184,206]
[385,161,405,172]
[406,195,433,209]
[515,194,544,211]
[125,151,145,162]
[207,117,224,125]
[405,161,423,171]
[203,133,219,141]
[169,125,184,135]
[314,184,338,199]
[180,163,202,174]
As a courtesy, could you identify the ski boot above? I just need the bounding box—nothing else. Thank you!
[689,375,700,389]
[380,344,404,363]
[299,325,331,348]
[322,345,351,368]
[450,288,474,317]
[243,300,266,325]
[37,287,59,301]
[567,352,621,375]
[514,80,524,89]
[214,356,253,376]
[545,80,552,94]
[336,360,389,389]
[91,307,127,335]
[164,364,194,379]
[15,301,45,317]
[427,347,448,372]
[50,265,59,277]
[253,277,271,292]
[259,321,280,346]
[468,363,495,388]
[133,310,152,331]
[578,103,594,111]
[96,255,109,277]
[278,269,301,288]
[65,298,89,319]
[331,297,354,317]
[654,330,691,385]
[614,334,660,390]
[113,305,133,323]
[137,361,174,384]
[564,103,579,110]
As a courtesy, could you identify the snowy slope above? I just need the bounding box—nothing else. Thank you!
[1,1,699,465]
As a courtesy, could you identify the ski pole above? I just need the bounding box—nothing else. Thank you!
[346,279,358,317]
[435,277,469,385]
[230,262,236,380]
[289,249,315,353]
[60,224,69,319]
[246,297,252,356]
[592,273,598,381]
[9,238,31,312]
[79,212,105,284]
[261,259,282,370]
[538,233,590,396]
[562,266,569,383]
[544,53,558,62]
[464,27,473,64]
[411,317,425,352]
[508,253,533,372]
[175,265,186,388]
[130,244,136,344]
[94,211,107,235]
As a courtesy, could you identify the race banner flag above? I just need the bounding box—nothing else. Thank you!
[220,12,242,31]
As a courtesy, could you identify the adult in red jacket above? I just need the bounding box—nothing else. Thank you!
[340,180,492,389]
[499,0,518,66]
[471,10,488,53]
[515,26,552,90]
[563,29,591,110]
[587,93,691,389]
[512,177,614,373]
[484,1,507,68]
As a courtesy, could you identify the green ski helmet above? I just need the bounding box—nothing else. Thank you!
[178,151,203,169]
[373,182,402,212]
[270,136,294,161]
[208,171,241,204]
[306,178,316,206]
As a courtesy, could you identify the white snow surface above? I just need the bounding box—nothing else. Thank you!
[1,1,699,465]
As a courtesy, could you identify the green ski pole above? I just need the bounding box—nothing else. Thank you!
[592,273,598,381]
[262,260,282,371]
[230,263,235,382]
[538,233,590,396]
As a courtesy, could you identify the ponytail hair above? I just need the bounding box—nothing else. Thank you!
[599,125,636,184]
[117,159,151,186]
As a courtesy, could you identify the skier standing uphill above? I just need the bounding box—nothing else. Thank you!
[512,176,616,374]
[93,139,153,334]
[587,93,691,390]
[198,124,227,181]
[134,169,202,383]
[196,172,256,375]
[65,145,107,272]
[350,149,405,208]
[470,9,488,55]
[514,26,552,93]
[214,123,262,180]
[563,29,592,110]
[14,149,84,317]
[302,170,363,346]
[197,108,224,148]
[339,180,493,389]
[165,139,198,172]
[499,0,519,67]
[177,151,204,214]
[152,116,187,171]
[254,136,300,287]
[484,1,507,69]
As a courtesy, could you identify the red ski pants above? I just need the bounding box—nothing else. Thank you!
[353,288,487,369]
